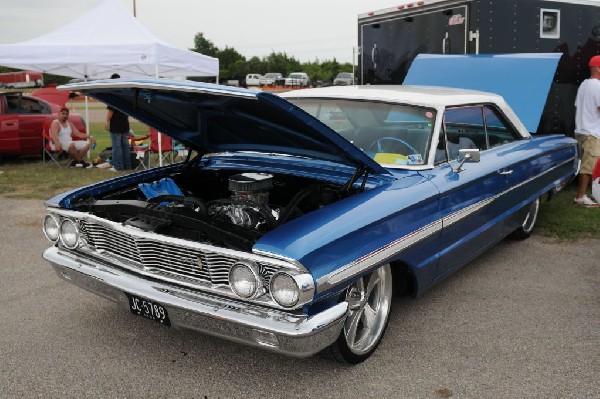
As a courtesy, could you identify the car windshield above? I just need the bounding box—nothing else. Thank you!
[289,74,304,79]
[288,98,436,166]
[337,73,353,79]
[265,73,281,78]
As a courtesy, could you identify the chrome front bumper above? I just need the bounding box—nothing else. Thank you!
[43,246,347,357]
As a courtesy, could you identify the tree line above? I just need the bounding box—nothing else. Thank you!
[190,33,354,84]
[0,32,354,86]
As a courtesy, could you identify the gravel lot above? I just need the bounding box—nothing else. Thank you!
[0,198,598,399]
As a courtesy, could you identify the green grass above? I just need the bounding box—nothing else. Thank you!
[0,120,153,199]
[536,186,600,239]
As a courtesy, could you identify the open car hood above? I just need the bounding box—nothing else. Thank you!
[404,53,561,133]
[61,78,390,176]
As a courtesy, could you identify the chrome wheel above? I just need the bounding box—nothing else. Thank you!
[343,264,393,355]
[512,197,540,240]
[521,198,540,234]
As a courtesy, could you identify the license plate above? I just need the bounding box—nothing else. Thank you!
[126,293,171,327]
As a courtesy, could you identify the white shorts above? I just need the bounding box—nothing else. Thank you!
[55,138,89,152]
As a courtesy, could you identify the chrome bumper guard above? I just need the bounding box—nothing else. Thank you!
[43,246,347,357]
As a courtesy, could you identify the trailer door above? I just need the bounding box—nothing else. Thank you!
[361,5,468,85]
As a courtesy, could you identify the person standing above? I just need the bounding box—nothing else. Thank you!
[104,73,131,171]
[573,56,600,207]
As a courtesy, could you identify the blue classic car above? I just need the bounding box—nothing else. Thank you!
[42,57,578,363]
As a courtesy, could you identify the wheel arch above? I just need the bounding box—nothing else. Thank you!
[390,260,418,298]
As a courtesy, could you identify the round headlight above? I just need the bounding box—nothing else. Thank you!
[43,214,60,242]
[270,272,300,307]
[59,219,80,249]
[229,262,263,299]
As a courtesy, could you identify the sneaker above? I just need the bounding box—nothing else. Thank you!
[573,195,600,207]
[108,167,118,172]
[69,160,79,168]
[81,161,93,169]
[96,162,111,169]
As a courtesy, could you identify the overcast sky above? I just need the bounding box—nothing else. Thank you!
[0,0,401,63]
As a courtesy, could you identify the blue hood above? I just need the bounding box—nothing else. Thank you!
[404,53,561,133]
[61,78,390,176]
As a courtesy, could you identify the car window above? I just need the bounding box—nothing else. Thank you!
[5,95,19,114]
[20,97,44,114]
[289,98,435,167]
[444,106,486,152]
[437,105,522,164]
[483,106,522,148]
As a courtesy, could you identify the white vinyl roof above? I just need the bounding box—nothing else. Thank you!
[280,85,503,107]
[280,85,530,137]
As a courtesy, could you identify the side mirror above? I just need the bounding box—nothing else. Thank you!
[453,149,480,173]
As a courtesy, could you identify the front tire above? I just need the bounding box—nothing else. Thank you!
[511,197,540,240]
[321,264,393,364]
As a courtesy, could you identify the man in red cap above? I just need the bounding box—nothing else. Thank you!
[573,55,600,206]
[49,107,95,168]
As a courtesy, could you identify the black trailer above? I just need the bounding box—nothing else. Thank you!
[358,0,600,135]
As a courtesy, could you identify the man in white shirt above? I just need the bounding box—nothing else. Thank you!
[573,56,600,206]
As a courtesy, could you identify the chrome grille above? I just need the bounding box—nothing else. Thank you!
[79,220,281,287]
[80,222,141,264]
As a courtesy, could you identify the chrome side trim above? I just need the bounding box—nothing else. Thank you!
[442,198,494,227]
[316,154,577,293]
[318,220,443,292]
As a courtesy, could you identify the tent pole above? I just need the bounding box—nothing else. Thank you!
[84,67,91,160]
[156,63,163,166]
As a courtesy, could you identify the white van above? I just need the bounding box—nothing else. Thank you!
[245,74,263,86]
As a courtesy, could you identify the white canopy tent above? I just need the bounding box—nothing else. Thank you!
[0,0,218,79]
[0,0,219,165]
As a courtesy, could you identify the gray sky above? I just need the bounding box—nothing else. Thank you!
[0,0,399,63]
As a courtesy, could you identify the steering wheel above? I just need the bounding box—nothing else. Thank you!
[368,136,418,154]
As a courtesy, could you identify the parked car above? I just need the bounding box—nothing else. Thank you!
[245,74,263,86]
[259,72,284,86]
[333,72,355,85]
[0,91,86,158]
[42,74,577,364]
[284,72,310,86]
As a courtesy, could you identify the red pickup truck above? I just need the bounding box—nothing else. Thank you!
[0,90,86,158]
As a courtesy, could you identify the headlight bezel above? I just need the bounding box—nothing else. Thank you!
[58,218,81,249]
[228,261,265,300]
[43,214,61,242]
[269,272,314,308]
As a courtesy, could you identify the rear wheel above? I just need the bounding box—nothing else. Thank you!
[511,197,540,240]
[321,264,393,364]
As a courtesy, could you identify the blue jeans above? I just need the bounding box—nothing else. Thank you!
[110,132,131,170]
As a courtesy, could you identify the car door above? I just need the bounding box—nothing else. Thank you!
[17,96,48,155]
[0,94,21,156]
[428,105,515,280]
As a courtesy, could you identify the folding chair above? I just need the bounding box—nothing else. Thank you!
[129,133,150,170]
[42,120,67,167]
[149,128,175,165]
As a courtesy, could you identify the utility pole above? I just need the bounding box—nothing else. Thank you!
[133,0,137,17]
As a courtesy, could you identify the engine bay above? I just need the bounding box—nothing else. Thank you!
[72,169,355,251]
